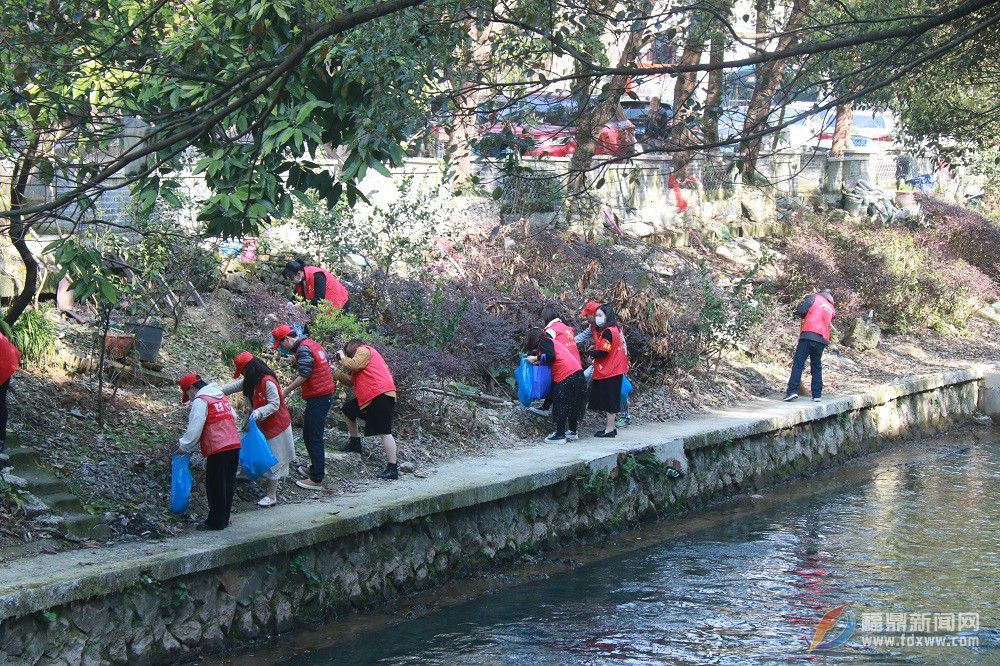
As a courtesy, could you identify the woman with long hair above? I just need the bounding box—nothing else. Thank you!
[222,352,295,506]
[587,304,629,438]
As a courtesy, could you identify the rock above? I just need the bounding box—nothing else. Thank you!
[1,469,27,488]
[972,304,1000,325]
[0,452,8,463]
[224,273,251,293]
[843,318,881,351]
[740,189,775,225]
[172,620,202,647]
[398,462,416,475]
[972,413,992,426]
[620,220,657,238]
[526,211,558,231]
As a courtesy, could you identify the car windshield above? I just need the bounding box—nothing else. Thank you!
[853,113,886,129]
[526,98,577,125]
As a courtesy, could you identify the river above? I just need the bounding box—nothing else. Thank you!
[227,428,998,665]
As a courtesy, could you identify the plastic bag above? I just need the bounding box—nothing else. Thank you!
[239,418,279,481]
[170,454,192,515]
[621,374,634,402]
[516,355,552,407]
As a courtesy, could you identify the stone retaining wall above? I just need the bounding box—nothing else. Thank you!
[0,370,987,665]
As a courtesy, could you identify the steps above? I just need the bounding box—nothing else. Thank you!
[1,441,110,541]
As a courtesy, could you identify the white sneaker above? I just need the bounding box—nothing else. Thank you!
[295,478,324,491]
[782,393,798,402]
[257,496,278,507]
[565,431,579,441]
[544,433,567,444]
[812,397,822,402]
[528,406,551,417]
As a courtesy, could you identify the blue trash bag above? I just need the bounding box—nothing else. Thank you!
[272,323,305,356]
[239,418,279,481]
[516,355,552,407]
[621,375,634,402]
[170,454,192,515]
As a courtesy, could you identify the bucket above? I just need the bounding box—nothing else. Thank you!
[126,322,164,362]
[842,192,864,215]
[103,333,135,360]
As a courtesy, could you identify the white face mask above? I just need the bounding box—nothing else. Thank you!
[594,313,607,327]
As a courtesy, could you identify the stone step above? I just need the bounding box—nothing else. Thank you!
[34,492,82,514]
[61,513,110,541]
[8,470,63,496]
[2,439,110,541]
[3,446,36,467]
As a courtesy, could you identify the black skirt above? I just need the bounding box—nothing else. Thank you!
[588,374,623,413]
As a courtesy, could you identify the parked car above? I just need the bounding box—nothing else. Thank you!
[621,100,673,146]
[477,94,636,158]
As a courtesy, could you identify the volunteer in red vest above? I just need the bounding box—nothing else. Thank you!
[587,304,629,438]
[222,353,294,507]
[333,340,400,480]
[0,331,21,453]
[784,290,836,402]
[283,259,349,310]
[525,328,585,444]
[175,373,242,530]
[527,305,582,418]
[272,325,336,490]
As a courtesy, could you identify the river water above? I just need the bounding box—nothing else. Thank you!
[232,429,998,665]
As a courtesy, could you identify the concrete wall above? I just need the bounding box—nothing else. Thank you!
[0,369,988,665]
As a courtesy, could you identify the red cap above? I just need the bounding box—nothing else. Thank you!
[580,301,601,317]
[232,351,253,378]
[271,324,294,349]
[178,372,200,403]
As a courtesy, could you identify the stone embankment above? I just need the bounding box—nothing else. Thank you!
[0,367,995,665]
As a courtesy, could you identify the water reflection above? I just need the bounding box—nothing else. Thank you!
[277,435,999,665]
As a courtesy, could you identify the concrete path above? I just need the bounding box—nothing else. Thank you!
[0,367,986,621]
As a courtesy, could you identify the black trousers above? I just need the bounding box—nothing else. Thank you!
[303,393,333,482]
[786,338,826,398]
[205,448,240,530]
[0,379,8,446]
[552,371,586,437]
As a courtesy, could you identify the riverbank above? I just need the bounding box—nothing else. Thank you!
[0,367,994,664]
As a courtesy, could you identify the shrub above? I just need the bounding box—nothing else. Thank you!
[297,177,451,276]
[306,305,371,349]
[4,308,57,366]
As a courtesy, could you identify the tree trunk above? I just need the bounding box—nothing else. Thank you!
[669,32,707,179]
[5,143,40,327]
[702,31,726,146]
[830,102,853,157]
[739,0,811,179]
[566,27,645,235]
[446,19,491,183]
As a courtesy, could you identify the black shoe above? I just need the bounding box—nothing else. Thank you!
[594,429,617,438]
[378,464,399,480]
[343,437,364,453]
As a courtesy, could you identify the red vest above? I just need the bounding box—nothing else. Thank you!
[196,395,242,457]
[544,320,581,363]
[801,294,836,342]
[253,375,292,439]
[593,326,629,380]
[353,346,396,407]
[543,339,583,384]
[295,266,349,308]
[298,338,336,398]
[0,334,20,386]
